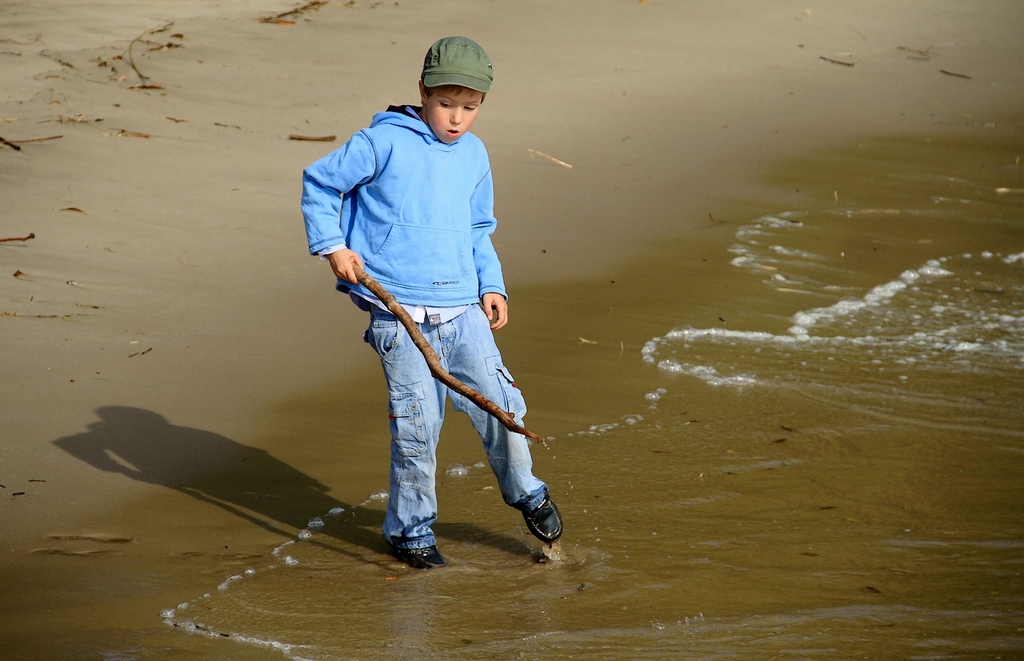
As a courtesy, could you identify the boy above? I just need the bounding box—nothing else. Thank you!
[301,36,562,569]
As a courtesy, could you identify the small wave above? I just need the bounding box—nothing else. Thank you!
[645,210,1024,392]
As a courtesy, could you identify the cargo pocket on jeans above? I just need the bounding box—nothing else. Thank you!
[388,390,427,457]
[486,355,527,419]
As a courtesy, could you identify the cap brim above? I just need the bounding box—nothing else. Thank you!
[421,71,491,92]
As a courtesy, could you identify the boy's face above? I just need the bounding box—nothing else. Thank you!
[418,82,485,144]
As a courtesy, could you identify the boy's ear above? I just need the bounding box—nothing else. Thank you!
[418,80,428,105]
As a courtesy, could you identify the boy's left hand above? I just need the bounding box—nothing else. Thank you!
[482,293,508,330]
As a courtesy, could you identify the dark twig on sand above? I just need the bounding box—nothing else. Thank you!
[126,22,174,82]
[289,134,337,142]
[0,233,35,243]
[1,135,62,150]
[354,264,545,443]
[897,45,934,60]
[258,0,328,23]
[820,56,854,67]
[16,135,63,143]
[939,69,972,80]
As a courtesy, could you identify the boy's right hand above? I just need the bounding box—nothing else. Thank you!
[327,248,364,284]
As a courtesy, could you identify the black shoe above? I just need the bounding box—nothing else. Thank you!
[388,543,446,569]
[522,495,563,544]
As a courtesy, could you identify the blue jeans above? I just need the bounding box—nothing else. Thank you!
[365,305,548,550]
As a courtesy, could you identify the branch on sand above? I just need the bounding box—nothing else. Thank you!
[354,264,545,443]
[258,1,328,23]
[289,134,336,142]
[820,56,854,67]
[1,233,35,243]
[526,148,573,169]
[126,22,174,82]
[1,135,62,148]
[939,69,972,80]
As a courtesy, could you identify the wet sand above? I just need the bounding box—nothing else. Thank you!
[2,1,1022,658]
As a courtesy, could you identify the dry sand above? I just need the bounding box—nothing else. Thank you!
[1,0,1022,657]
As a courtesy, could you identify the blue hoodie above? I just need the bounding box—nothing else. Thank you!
[301,106,506,306]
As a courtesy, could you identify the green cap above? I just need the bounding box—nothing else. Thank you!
[421,36,493,92]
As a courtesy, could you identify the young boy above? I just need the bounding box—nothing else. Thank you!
[301,36,562,569]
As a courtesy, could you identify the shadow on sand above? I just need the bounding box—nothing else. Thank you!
[53,406,527,565]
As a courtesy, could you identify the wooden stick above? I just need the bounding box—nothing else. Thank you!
[127,22,173,82]
[258,0,328,23]
[897,45,933,59]
[2,134,62,145]
[354,264,544,442]
[939,69,971,80]
[820,56,854,67]
[526,148,573,169]
[289,134,336,142]
[0,232,34,243]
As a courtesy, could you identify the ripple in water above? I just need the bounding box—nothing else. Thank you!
[643,210,1024,431]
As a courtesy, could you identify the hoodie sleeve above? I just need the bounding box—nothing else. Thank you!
[470,167,508,299]
[301,131,378,255]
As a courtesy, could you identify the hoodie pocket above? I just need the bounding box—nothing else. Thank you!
[369,224,472,291]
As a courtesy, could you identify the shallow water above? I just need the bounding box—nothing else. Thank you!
[153,137,1023,659]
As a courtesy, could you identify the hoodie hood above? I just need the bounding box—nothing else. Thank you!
[370,105,440,145]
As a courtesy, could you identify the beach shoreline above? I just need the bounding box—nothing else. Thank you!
[2,1,1022,657]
